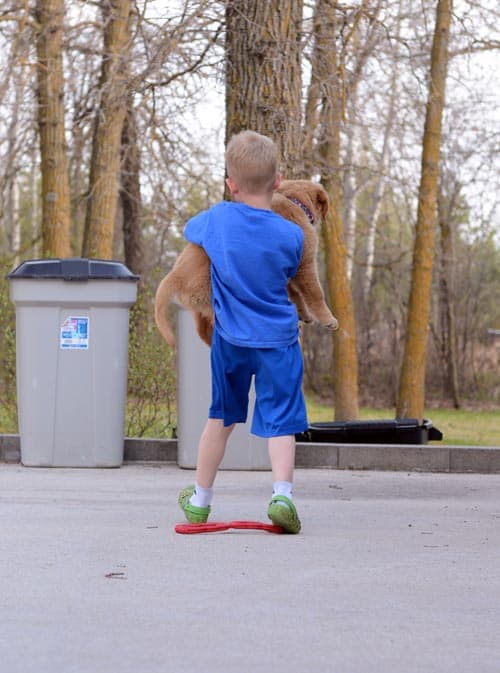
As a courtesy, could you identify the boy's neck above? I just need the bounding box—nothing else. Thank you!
[233,192,273,210]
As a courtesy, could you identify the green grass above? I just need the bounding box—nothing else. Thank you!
[305,397,500,447]
[1,397,498,447]
[0,405,17,434]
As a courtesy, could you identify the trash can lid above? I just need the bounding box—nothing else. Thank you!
[7,258,139,281]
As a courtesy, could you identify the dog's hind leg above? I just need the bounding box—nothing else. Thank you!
[287,282,314,323]
[291,264,339,330]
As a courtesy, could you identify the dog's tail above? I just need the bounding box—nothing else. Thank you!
[154,273,177,348]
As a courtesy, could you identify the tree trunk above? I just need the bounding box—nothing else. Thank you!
[396,0,452,420]
[30,138,40,257]
[343,88,358,281]
[225,0,303,178]
[362,3,401,303]
[362,114,391,303]
[301,37,321,181]
[120,100,144,276]
[10,181,21,266]
[314,0,359,420]
[438,183,461,408]
[34,0,71,258]
[82,0,131,259]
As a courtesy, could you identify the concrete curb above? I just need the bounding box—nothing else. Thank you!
[1,434,499,473]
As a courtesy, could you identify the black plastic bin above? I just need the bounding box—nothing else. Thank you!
[296,418,443,445]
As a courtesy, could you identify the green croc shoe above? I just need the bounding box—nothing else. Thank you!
[178,485,211,524]
[267,495,301,534]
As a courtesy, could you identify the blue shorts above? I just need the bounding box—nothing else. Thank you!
[209,330,308,438]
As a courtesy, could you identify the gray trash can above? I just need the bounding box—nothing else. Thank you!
[176,307,269,469]
[7,258,139,467]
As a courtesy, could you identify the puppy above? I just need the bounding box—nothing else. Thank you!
[155,179,339,347]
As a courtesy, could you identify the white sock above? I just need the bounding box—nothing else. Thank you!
[189,482,214,508]
[273,481,293,508]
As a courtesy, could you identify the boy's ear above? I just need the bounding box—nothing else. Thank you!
[273,173,283,191]
[226,177,239,195]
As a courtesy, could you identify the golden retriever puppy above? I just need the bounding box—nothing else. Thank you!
[155,180,338,347]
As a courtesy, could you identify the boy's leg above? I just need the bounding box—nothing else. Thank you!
[268,434,295,483]
[252,343,306,533]
[267,434,301,533]
[178,418,234,523]
[196,418,235,488]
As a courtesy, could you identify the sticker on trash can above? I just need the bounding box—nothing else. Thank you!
[60,317,89,349]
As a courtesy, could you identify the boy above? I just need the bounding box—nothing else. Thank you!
[178,130,307,533]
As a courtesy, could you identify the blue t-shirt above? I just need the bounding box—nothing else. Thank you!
[184,201,304,347]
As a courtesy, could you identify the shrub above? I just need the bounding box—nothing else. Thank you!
[126,275,177,438]
[0,264,18,432]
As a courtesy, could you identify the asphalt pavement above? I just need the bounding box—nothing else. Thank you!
[1,463,499,673]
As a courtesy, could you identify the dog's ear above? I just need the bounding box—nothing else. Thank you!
[316,186,329,219]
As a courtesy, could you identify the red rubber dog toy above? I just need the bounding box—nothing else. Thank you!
[175,520,284,534]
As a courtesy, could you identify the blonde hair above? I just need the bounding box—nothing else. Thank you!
[225,130,279,194]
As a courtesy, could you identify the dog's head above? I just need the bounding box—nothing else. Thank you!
[277,180,329,225]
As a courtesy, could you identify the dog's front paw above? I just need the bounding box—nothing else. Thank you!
[324,317,339,331]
